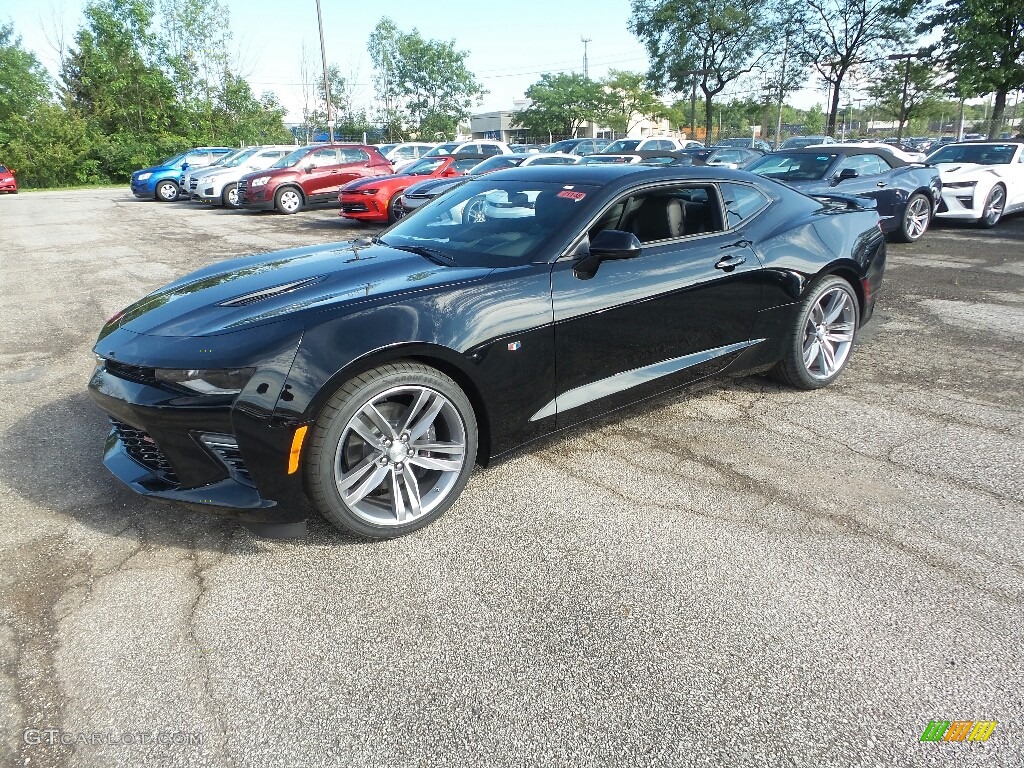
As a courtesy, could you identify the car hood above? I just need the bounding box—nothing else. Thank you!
[405,176,469,196]
[342,173,415,191]
[934,162,1009,181]
[102,241,493,339]
[134,164,174,178]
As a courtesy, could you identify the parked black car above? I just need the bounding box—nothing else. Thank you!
[89,165,886,538]
[745,147,942,242]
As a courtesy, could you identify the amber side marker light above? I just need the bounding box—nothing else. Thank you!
[288,426,308,474]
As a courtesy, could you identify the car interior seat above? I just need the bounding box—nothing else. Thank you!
[628,197,684,241]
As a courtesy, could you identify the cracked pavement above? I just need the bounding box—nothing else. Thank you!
[0,189,1021,767]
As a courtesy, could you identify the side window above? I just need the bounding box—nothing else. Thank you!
[184,152,209,167]
[453,158,486,173]
[614,185,726,243]
[481,143,502,156]
[309,148,339,166]
[339,148,369,163]
[875,153,894,170]
[576,141,594,155]
[720,182,769,228]
[393,146,415,160]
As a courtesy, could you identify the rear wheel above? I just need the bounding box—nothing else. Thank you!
[305,361,478,538]
[274,186,303,214]
[222,183,240,209]
[771,275,860,390]
[978,184,1005,228]
[155,180,179,202]
[894,192,931,242]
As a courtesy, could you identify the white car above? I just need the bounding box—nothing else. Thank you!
[602,137,702,153]
[376,142,435,168]
[179,148,248,199]
[192,145,296,208]
[421,140,513,159]
[926,141,1024,227]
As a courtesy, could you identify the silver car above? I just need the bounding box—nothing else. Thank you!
[192,145,296,208]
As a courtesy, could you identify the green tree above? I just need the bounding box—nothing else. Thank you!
[515,73,612,138]
[923,0,1024,138]
[800,0,918,137]
[601,70,667,135]
[630,0,774,141]
[0,23,50,147]
[368,17,404,138]
[803,103,826,133]
[867,59,943,137]
[4,104,100,187]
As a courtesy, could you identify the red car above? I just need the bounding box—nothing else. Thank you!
[238,144,391,214]
[0,164,17,194]
[339,154,487,223]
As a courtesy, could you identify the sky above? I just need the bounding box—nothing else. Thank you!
[1,0,829,124]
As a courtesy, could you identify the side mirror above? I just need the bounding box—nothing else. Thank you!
[305,164,317,173]
[181,163,190,170]
[574,230,642,280]
[833,168,858,184]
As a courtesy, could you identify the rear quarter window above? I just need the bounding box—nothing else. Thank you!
[719,182,770,228]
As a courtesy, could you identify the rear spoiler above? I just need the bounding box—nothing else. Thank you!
[809,193,878,211]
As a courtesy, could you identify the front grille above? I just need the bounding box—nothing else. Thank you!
[340,202,369,213]
[189,179,198,192]
[198,433,254,486]
[110,418,178,484]
[104,359,158,386]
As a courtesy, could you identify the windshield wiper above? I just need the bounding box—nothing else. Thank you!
[383,242,458,267]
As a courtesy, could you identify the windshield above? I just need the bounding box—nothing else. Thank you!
[159,151,188,168]
[545,140,579,154]
[422,142,460,157]
[271,146,313,169]
[401,157,449,176]
[748,152,838,181]
[380,179,599,268]
[471,156,524,174]
[604,140,640,153]
[926,144,1016,165]
[218,148,260,167]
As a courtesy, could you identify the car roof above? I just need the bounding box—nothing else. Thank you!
[771,145,909,167]
[493,163,756,187]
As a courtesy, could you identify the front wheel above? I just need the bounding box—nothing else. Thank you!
[274,186,303,214]
[771,275,860,390]
[894,192,931,242]
[978,184,1005,228]
[305,361,478,538]
[155,180,179,202]
[387,193,405,224]
[222,183,241,209]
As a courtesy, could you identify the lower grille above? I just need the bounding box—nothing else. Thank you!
[189,179,198,192]
[340,202,369,213]
[110,418,178,484]
[198,433,255,487]
[104,359,159,386]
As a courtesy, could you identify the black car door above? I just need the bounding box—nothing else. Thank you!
[547,181,765,427]
[831,153,900,227]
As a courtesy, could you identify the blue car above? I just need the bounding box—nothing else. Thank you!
[130,147,234,202]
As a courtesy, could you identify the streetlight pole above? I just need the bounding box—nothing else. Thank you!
[315,0,334,142]
[581,37,592,79]
[775,29,790,149]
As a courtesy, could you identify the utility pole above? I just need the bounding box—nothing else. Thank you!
[315,0,334,142]
[581,37,592,79]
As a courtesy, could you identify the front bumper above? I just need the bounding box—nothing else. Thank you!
[88,363,309,527]
[339,193,390,222]
[934,188,983,220]
[239,183,275,210]
[130,181,156,198]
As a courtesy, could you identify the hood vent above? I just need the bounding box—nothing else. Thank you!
[219,275,326,307]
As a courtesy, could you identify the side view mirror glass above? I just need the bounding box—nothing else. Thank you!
[590,229,642,259]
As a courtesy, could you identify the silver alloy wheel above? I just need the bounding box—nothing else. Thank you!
[801,286,856,380]
[463,198,486,223]
[278,188,301,213]
[333,385,467,526]
[226,185,239,207]
[983,185,1004,226]
[903,195,930,240]
[157,181,178,201]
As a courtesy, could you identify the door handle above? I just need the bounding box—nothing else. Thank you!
[721,238,753,249]
[876,181,887,187]
[715,254,746,272]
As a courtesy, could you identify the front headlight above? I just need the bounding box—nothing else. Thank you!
[357,189,380,195]
[943,181,977,189]
[250,176,270,187]
[200,175,213,183]
[137,172,152,181]
[154,368,255,395]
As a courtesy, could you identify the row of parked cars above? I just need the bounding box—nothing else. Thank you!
[128,136,1024,241]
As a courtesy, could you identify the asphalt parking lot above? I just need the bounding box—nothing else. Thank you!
[1,189,1022,768]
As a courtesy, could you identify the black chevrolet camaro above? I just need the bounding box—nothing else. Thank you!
[89,165,887,538]
[746,147,941,243]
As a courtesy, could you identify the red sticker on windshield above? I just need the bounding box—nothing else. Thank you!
[557,190,586,201]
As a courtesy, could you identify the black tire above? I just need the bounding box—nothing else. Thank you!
[155,180,180,202]
[222,183,241,209]
[771,275,860,390]
[387,193,405,224]
[977,184,1005,228]
[305,361,478,538]
[893,192,931,243]
[274,186,304,214]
